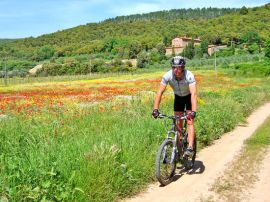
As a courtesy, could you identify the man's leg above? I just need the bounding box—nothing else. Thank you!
[174,111,184,132]
[186,110,195,149]
[174,111,184,154]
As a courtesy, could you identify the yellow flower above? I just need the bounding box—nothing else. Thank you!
[197,97,206,106]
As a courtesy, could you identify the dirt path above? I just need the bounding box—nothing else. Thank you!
[125,102,270,202]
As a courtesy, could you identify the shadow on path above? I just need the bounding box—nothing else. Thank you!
[172,160,205,183]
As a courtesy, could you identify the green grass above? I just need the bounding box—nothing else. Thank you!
[0,99,160,201]
[246,117,270,147]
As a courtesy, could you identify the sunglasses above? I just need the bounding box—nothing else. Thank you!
[172,66,185,69]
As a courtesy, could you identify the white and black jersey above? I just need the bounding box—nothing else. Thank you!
[161,69,196,97]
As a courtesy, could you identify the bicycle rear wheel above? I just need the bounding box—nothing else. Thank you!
[156,139,177,186]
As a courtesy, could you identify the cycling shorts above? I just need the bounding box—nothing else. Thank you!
[174,94,192,112]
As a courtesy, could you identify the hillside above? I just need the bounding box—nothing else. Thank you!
[1,5,270,49]
[1,5,269,58]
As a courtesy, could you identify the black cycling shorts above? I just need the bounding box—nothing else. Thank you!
[174,94,192,112]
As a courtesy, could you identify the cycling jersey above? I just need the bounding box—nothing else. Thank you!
[161,69,196,97]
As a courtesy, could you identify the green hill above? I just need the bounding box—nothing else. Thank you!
[0,4,270,75]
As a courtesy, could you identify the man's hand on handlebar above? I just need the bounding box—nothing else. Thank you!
[152,109,160,119]
[187,111,196,121]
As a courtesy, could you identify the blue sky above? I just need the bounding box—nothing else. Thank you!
[0,0,268,39]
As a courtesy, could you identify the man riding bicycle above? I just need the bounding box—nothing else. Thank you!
[152,56,197,157]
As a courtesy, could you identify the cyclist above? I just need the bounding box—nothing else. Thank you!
[152,56,197,157]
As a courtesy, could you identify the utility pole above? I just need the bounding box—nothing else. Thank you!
[89,55,92,77]
[214,47,218,78]
[4,56,7,86]
[215,50,217,70]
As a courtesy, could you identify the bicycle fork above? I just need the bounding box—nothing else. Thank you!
[162,131,178,164]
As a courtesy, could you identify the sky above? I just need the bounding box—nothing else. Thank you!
[0,0,269,39]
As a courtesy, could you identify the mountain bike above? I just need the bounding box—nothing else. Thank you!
[155,112,197,186]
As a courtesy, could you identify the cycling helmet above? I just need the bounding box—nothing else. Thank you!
[171,56,186,67]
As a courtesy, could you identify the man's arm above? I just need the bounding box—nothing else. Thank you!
[153,84,167,110]
[189,84,197,112]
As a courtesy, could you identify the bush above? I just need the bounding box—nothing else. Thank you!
[91,59,105,72]
[0,59,36,71]
[248,43,260,54]
[235,48,249,55]
[35,46,55,61]
[149,49,162,64]
[232,61,270,76]
[137,50,150,68]
[265,39,270,58]
[216,47,235,57]
[220,61,230,68]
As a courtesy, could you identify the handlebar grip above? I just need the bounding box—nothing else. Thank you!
[158,114,166,118]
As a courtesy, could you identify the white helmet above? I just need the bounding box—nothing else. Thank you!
[170,56,186,67]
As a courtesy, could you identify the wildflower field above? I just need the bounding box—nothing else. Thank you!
[1,69,270,201]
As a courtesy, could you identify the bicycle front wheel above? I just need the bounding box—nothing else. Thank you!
[156,139,177,186]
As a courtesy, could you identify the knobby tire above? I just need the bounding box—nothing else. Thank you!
[156,139,176,186]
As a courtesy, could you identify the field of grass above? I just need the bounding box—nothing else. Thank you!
[1,69,270,201]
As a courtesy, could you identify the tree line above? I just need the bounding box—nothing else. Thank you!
[104,7,239,22]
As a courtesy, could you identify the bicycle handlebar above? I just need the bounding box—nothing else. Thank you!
[158,113,187,120]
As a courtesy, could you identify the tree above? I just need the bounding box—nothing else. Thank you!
[182,41,195,59]
[35,45,55,61]
[163,36,170,46]
[156,43,166,59]
[240,32,261,44]
[240,6,248,15]
[102,39,117,52]
[129,41,142,59]
[137,50,149,68]
[200,40,209,54]
[194,46,203,59]
[265,39,270,59]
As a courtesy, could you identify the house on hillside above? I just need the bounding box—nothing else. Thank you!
[208,45,227,56]
[165,37,201,56]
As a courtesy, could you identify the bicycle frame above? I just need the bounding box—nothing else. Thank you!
[160,113,187,164]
